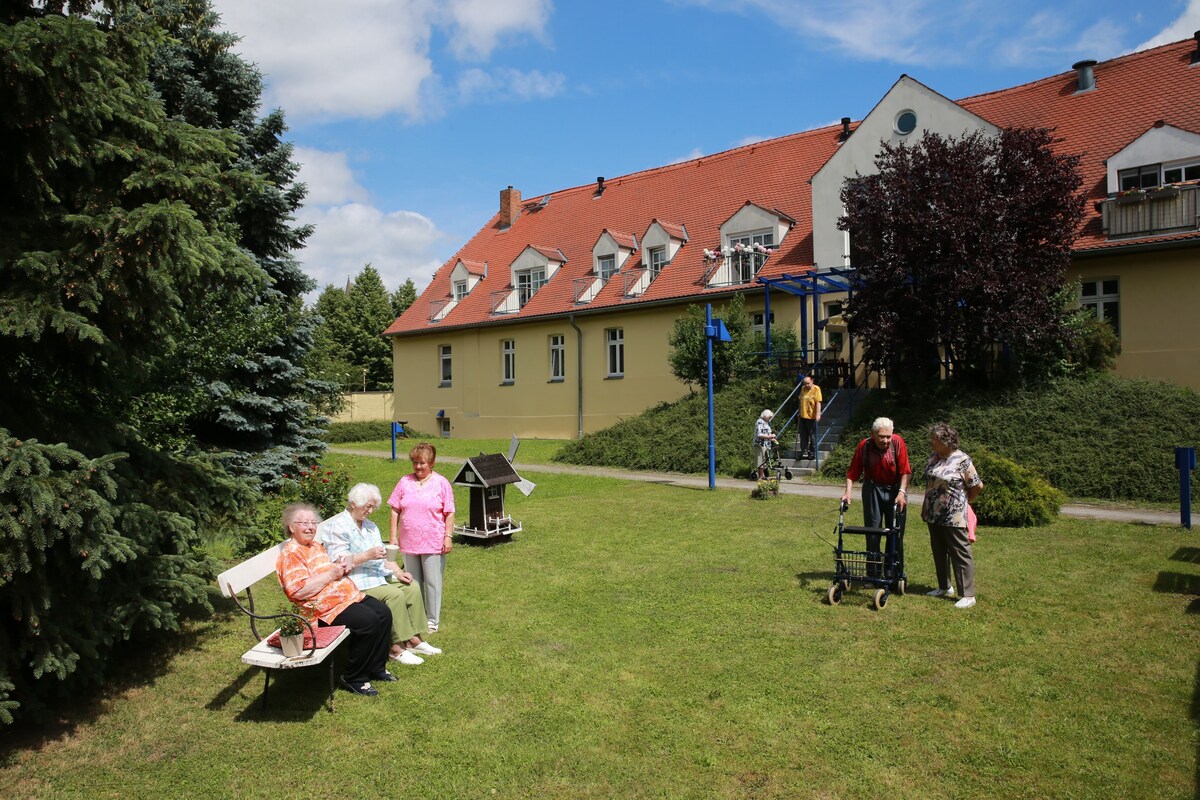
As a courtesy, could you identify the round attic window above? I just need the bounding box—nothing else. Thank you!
[895,110,917,135]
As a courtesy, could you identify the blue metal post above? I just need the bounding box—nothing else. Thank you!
[706,304,716,490]
[1176,446,1195,529]
[391,422,398,462]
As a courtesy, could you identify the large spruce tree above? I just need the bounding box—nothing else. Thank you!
[0,0,327,723]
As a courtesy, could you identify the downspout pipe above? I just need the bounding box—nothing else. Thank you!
[569,314,584,439]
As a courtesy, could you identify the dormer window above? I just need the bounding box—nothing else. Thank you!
[492,245,565,314]
[1119,164,1161,191]
[728,231,775,283]
[516,267,546,306]
[576,230,637,304]
[453,280,468,301]
[432,258,487,321]
[648,246,667,279]
[1163,162,1200,184]
[704,202,792,287]
[598,254,618,282]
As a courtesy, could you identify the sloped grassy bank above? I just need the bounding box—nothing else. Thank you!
[555,373,1200,506]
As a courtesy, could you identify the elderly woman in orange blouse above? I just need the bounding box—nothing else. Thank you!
[276,502,394,696]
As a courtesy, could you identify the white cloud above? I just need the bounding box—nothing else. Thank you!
[293,147,369,206]
[445,0,553,60]
[1133,0,1200,52]
[455,67,566,103]
[669,147,705,164]
[213,0,436,121]
[210,0,556,122]
[735,135,769,147]
[296,202,446,294]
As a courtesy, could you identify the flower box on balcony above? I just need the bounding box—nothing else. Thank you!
[1147,186,1180,200]
[1115,191,1146,205]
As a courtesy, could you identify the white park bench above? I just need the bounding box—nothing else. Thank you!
[216,542,351,713]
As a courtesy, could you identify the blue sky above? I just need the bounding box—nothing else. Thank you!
[209,0,1200,298]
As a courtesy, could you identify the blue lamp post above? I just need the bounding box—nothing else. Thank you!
[704,303,732,489]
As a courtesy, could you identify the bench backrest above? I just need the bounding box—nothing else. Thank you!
[217,541,287,597]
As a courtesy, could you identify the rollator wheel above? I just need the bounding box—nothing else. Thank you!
[784,470,793,480]
[873,588,889,610]
[827,584,843,605]
[841,579,851,591]
[896,579,906,596]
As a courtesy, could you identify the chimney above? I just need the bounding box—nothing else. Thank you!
[499,185,521,228]
[594,176,605,197]
[1072,59,1097,92]
[839,117,852,142]
[1192,30,1200,65]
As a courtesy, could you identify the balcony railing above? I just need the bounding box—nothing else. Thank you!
[428,298,453,322]
[490,288,518,315]
[702,250,769,287]
[1101,185,1199,238]
[573,275,601,304]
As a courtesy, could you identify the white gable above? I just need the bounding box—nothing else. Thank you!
[810,75,997,268]
[640,221,686,268]
[1106,124,1200,192]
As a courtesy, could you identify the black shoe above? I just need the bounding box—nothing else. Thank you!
[371,670,399,683]
[339,675,379,696]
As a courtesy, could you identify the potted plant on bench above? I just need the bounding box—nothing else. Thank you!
[278,606,307,658]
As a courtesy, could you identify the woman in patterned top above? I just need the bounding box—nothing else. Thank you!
[276,502,394,696]
[318,483,442,666]
[920,422,984,609]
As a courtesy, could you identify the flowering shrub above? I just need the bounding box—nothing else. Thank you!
[750,477,780,500]
[237,460,353,555]
[703,242,774,264]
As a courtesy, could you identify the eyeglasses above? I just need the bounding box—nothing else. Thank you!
[292,519,319,528]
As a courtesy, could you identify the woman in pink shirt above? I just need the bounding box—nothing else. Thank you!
[388,442,456,632]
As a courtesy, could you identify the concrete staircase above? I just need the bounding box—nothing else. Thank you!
[780,386,870,477]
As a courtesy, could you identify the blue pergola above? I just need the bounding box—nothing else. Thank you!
[757,267,859,363]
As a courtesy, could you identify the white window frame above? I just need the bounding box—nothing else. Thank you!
[1118,163,1162,191]
[549,334,565,382]
[453,280,468,301]
[1080,278,1120,336]
[727,230,774,283]
[605,328,624,378]
[438,344,452,386]
[439,417,451,438]
[1163,161,1200,185]
[649,246,668,280]
[501,339,516,384]
[516,267,547,307]
[750,311,775,336]
[598,254,617,283]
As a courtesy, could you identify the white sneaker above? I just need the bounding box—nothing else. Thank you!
[412,641,442,656]
[954,596,976,609]
[427,620,439,633]
[390,649,424,665]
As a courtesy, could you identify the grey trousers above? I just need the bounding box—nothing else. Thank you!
[364,580,428,644]
[928,522,975,597]
[404,553,446,626]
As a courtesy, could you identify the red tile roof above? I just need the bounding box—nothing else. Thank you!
[387,37,1200,336]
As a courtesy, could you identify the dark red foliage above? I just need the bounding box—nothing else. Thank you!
[839,127,1085,387]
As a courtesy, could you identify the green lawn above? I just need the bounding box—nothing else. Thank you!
[3,454,1197,799]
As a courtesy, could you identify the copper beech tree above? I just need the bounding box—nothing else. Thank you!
[839,128,1085,388]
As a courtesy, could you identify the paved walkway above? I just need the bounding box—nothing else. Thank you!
[330,447,1183,527]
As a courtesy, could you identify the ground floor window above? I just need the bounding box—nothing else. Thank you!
[439,417,451,438]
[751,311,775,336]
[501,339,515,384]
[1080,278,1120,335]
[605,328,624,377]
[549,334,565,381]
[439,344,452,386]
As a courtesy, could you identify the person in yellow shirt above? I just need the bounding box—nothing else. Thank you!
[798,375,822,459]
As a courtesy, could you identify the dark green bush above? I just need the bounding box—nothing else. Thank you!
[555,377,794,477]
[816,373,1199,504]
[321,421,431,443]
[966,445,1065,526]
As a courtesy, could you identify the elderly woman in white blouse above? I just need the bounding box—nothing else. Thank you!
[318,483,442,664]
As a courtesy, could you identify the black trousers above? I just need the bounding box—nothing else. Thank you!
[323,595,392,683]
[861,481,900,578]
[798,418,817,455]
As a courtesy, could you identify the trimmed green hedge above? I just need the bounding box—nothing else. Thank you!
[320,421,431,443]
[817,373,1200,504]
[554,377,794,478]
[968,446,1066,526]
